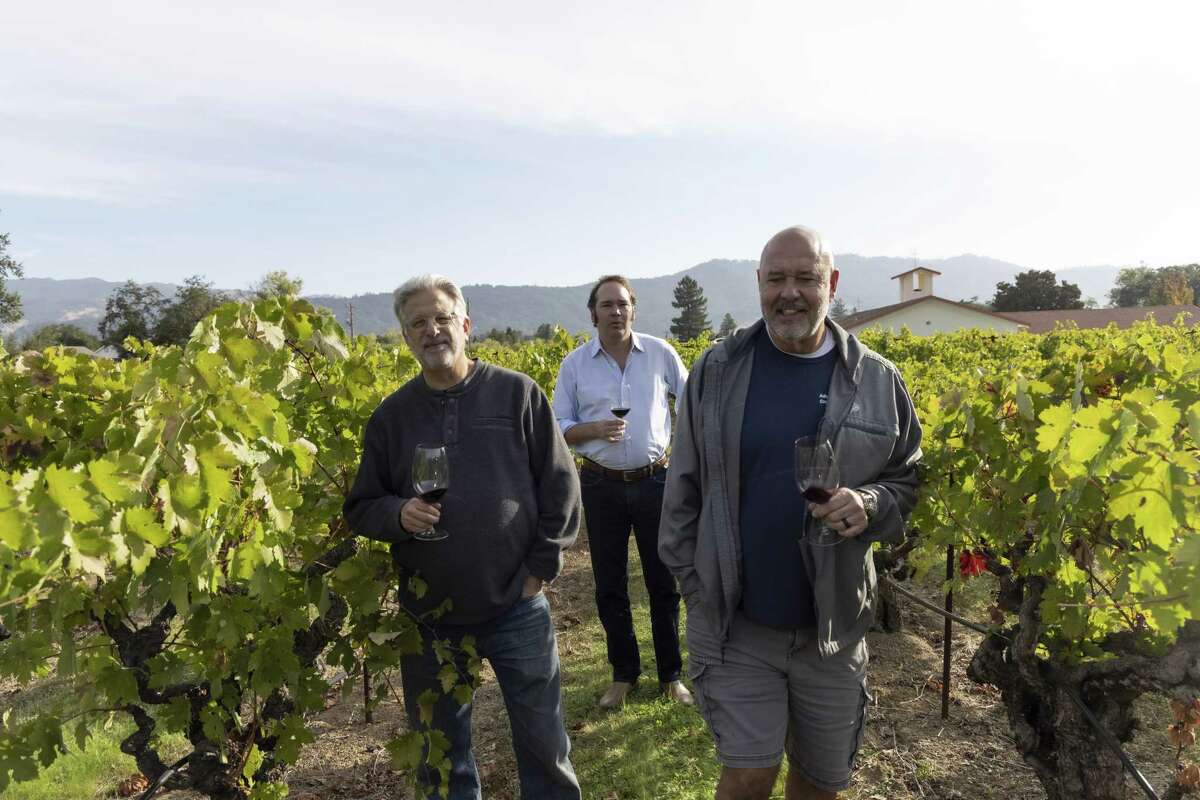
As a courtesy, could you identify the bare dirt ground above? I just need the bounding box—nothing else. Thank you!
[7,529,1182,799]
[210,533,1183,799]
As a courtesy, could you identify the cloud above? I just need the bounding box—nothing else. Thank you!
[3,0,1198,283]
[8,1,1198,142]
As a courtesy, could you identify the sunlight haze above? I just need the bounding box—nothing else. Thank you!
[2,1,1197,294]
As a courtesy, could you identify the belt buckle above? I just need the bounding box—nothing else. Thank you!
[622,468,638,482]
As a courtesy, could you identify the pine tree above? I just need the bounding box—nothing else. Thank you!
[670,276,711,340]
[0,222,23,326]
[717,313,737,337]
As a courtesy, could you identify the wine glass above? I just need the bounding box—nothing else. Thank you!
[609,383,631,439]
[794,436,843,546]
[411,443,449,542]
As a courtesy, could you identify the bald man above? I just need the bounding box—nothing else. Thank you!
[659,226,922,799]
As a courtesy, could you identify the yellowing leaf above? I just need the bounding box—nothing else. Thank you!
[1108,457,1176,549]
[1037,403,1073,452]
[1185,401,1200,449]
[0,508,28,549]
[1068,426,1111,464]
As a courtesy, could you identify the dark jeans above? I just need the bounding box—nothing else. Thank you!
[581,468,682,684]
[400,593,581,800]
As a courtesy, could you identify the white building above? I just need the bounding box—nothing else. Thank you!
[838,267,1028,336]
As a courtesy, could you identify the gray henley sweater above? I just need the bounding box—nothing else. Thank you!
[343,361,581,625]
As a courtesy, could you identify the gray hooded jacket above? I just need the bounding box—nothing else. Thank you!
[658,318,922,657]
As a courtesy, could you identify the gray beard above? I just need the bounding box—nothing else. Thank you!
[769,306,825,342]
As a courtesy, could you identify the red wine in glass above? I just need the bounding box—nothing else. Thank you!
[411,443,449,541]
[794,436,843,546]
[610,407,630,419]
[802,486,833,504]
[416,484,447,503]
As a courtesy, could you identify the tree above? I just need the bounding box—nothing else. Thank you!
[991,270,1084,312]
[0,222,24,325]
[19,323,100,351]
[1147,267,1195,305]
[1109,264,1200,307]
[99,281,167,356]
[373,329,407,346]
[251,270,304,300]
[153,276,228,347]
[478,327,523,345]
[717,313,737,337]
[534,323,556,340]
[829,298,849,320]
[669,276,711,340]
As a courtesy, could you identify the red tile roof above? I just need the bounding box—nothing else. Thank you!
[1002,305,1200,333]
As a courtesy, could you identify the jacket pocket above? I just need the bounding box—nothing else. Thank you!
[836,418,896,486]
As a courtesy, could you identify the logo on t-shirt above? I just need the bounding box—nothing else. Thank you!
[819,393,828,406]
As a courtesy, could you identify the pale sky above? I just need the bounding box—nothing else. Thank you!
[2,1,1197,295]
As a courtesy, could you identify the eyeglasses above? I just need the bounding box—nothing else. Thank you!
[405,313,458,334]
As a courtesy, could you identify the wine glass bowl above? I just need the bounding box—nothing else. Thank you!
[794,436,843,546]
[411,443,450,542]
[609,383,631,437]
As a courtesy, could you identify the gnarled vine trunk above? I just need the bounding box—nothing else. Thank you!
[968,575,1200,800]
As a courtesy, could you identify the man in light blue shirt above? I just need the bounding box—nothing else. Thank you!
[552,275,692,710]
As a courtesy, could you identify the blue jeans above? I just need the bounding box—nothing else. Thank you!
[400,592,581,800]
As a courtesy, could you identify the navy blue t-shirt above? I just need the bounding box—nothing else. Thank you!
[738,328,838,629]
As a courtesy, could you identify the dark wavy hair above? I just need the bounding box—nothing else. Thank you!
[586,275,637,321]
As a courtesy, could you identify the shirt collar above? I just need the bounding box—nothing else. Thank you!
[589,332,643,358]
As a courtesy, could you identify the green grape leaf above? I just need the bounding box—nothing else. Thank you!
[242,743,264,783]
[1186,401,1200,449]
[1108,457,1175,549]
[123,506,169,547]
[87,458,138,504]
[44,466,99,524]
[387,731,425,770]
[1037,403,1072,452]
[270,714,313,765]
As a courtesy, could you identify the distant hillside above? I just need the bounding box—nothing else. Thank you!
[7,257,1124,341]
[308,256,1123,338]
[2,278,179,341]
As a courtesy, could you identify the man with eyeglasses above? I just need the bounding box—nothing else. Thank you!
[659,227,923,799]
[552,275,692,710]
[344,274,583,799]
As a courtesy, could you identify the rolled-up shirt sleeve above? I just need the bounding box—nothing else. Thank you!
[551,353,581,435]
[666,344,688,397]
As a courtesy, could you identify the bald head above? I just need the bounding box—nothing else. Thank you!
[760,226,834,275]
[756,224,839,354]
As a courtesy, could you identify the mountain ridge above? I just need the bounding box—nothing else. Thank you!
[6,256,1123,340]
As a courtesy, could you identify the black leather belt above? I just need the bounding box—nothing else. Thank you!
[580,455,668,482]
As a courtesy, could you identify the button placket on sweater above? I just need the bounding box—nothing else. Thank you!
[443,397,459,445]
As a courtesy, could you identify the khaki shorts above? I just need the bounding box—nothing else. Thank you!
[686,605,870,793]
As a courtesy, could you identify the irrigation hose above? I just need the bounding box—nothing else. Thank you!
[137,753,191,800]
